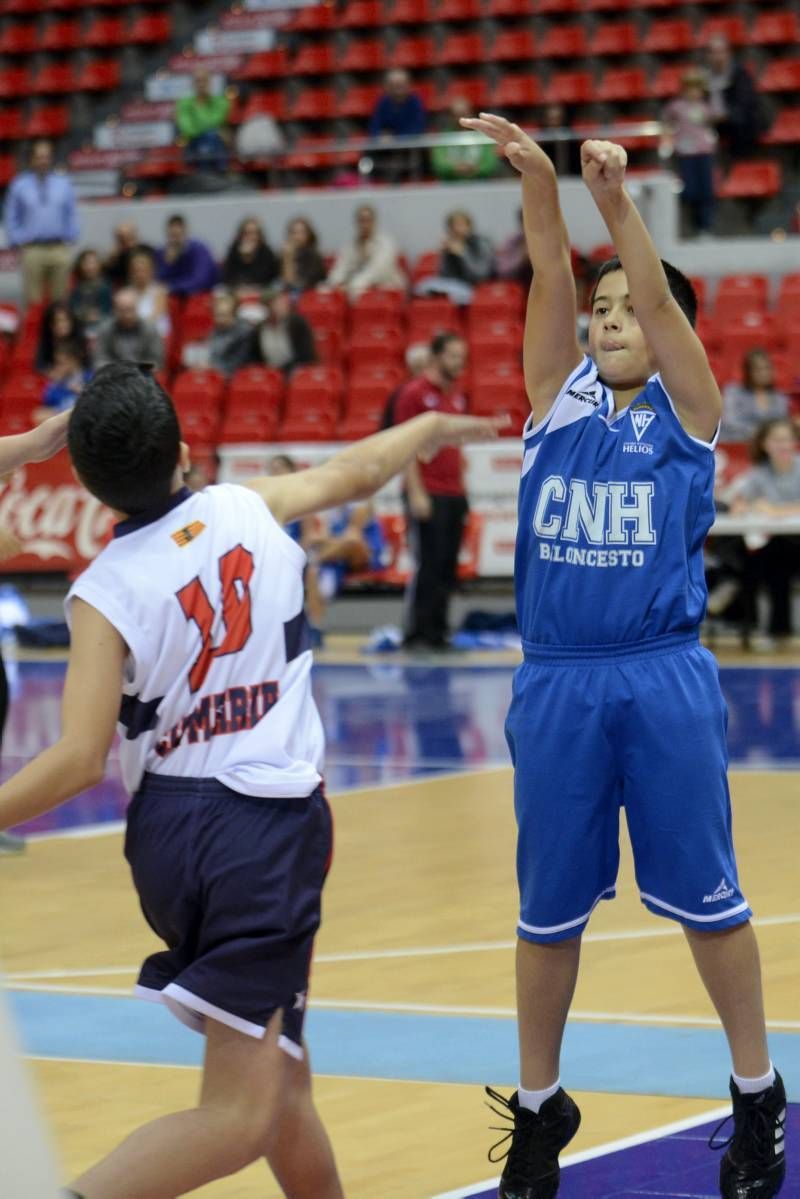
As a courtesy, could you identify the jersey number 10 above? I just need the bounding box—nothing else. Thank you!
[176,545,255,693]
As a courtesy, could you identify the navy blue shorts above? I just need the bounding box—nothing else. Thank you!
[505,634,751,943]
[124,774,333,1054]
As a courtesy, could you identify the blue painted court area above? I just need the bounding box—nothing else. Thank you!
[467,1107,800,1199]
[6,659,800,836]
[10,990,799,1104]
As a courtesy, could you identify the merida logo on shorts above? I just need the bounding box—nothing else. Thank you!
[532,474,655,568]
[703,877,736,904]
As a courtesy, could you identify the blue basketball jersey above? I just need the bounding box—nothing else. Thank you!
[515,355,718,649]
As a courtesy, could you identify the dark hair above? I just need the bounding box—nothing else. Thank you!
[167,214,186,229]
[742,347,773,392]
[288,216,318,249]
[590,256,698,328]
[68,364,181,514]
[750,417,795,465]
[430,331,464,357]
[38,302,89,371]
[73,248,100,282]
[234,216,266,246]
[269,453,297,473]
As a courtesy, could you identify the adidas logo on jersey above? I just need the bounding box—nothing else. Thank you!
[702,877,736,904]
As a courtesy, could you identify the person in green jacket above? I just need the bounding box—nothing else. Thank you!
[176,67,230,173]
[430,97,498,182]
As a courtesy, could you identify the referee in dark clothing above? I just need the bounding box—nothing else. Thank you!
[394,333,469,649]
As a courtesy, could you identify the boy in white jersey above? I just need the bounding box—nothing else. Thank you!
[0,362,501,1199]
[460,114,786,1198]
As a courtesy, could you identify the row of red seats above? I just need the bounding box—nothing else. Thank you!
[0,60,120,99]
[0,0,169,12]
[0,11,170,53]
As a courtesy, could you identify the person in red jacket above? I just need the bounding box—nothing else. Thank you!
[394,332,469,649]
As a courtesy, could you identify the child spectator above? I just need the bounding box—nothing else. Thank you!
[39,341,91,413]
[662,68,718,237]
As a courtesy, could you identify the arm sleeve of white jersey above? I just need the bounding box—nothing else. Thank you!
[65,575,145,677]
[222,483,308,572]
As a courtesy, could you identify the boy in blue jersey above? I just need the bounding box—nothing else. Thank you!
[461,113,786,1198]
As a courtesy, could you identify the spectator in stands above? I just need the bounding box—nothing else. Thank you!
[39,341,91,414]
[69,250,113,334]
[382,342,432,429]
[730,419,800,644]
[35,301,89,375]
[129,249,170,339]
[3,140,79,307]
[257,284,316,374]
[280,217,327,293]
[662,69,718,237]
[222,217,280,295]
[156,214,219,298]
[721,349,790,442]
[368,69,426,140]
[705,35,765,160]
[496,208,532,290]
[184,290,256,376]
[103,223,155,291]
[326,205,405,299]
[431,98,498,182]
[176,66,230,174]
[394,332,470,650]
[95,288,164,369]
[539,103,582,177]
[440,209,495,288]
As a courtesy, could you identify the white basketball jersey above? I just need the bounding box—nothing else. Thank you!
[65,484,324,798]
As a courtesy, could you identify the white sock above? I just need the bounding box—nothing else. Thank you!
[518,1080,560,1114]
[732,1063,775,1094]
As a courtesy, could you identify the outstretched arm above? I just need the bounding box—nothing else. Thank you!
[0,600,125,831]
[247,412,503,525]
[580,139,721,442]
[460,113,582,422]
[0,409,71,475]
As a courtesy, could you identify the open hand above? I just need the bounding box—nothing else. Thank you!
[581,139,628,200]
[459,113,552,178]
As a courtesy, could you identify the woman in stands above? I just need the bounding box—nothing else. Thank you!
[721,348,791,442]
[222,216,280,295]
[68,249,112,335]
[35,302,90,376]
[280,217,327,294]
[730,418,800,645]
[128,248,170,339]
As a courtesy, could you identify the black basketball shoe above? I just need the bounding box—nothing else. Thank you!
[711,1071,787,1198]
[486,1086,581,1199]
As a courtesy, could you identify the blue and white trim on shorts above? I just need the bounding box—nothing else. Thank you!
[517,889,752,944]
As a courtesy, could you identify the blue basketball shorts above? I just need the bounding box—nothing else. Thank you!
[124,773,333,1056]
[505,633,751,943]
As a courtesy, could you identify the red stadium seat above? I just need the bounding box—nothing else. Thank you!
[596,68,648,103]
[287,4,336,32]
[84,16,125,48]
[233,49,290,82]
[238,92,287,123]
[763,108,800,147]
[350,289,407,330]
[4,0,45,11]
[0,66,32,98]
[1,373,43,410]
[178,407,221,446]
[76,60,121,92]
[407,296,461,339]
[584,0,631,10]
[687,276,708,312]
[436,77,490,111]
[471,281,525,319]
[227,366,285,414]
[289,88,336,122]
[638,0,684,8]
[436,0,483,20]
[337,85,383,119]
[546,71,593,105]
[758,59,800,94]
[279,409,338,442]
[717,161,782,201]
[297,290,347,331]
[348,364,406,410]
[390,0,432,23]
[593,22,639,56]
[314,327,346,365]
[494,74,542,108]
[695,16,747,48]
[648,62,691,99]
[40,18,80,51]
[30,63,76,94]
[389,35,437,69]
[338,411,383,441]
[470,318,524,356]
[490,29,537,63]
[488,0,534,16]
[339,38,385,73]
[749,11,800,46]
[339,0,383,27]
[286,365,344,411]
[292,44,337,75]
[440,32,485,66]
[0,156,16,187]
[0,23,38,54]
[126,13,171,44]
[642,19,692,54]
[172,369,226,411]
[409,250,441,284]
[719,313,782,358]
[349,325,405,366]
[220,410,279,443]
[534,25,588,59]
[27,105,69,138]
[776,274,800,307]
[715,274,769,315]
[535,0,580,13]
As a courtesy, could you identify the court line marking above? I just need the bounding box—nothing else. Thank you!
[7,984,800,1031]
[7,911,800,982]
[428,1105,731,1199]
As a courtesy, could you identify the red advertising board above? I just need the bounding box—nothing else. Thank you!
[0,453,113,575]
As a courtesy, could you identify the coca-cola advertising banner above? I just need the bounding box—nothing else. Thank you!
[0,453,113,574]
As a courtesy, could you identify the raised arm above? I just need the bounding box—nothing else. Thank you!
[460,113,582,422]
[247,411,503,525]
[580,139,721,442]
[0,408,70,475]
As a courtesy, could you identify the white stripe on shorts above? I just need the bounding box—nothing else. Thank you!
[640,892,751,924]
[518,887,616,937]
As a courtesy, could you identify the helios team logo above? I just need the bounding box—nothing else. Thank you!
[625,403,657,455]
